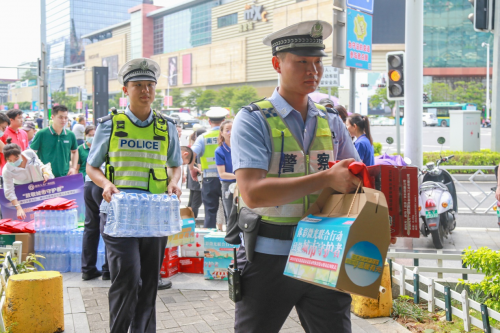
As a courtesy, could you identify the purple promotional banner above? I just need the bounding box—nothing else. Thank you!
[0,174,85,222]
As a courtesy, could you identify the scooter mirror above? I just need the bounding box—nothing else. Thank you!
[404,157,412,165]
[386,137,394,145]
[437,137,446,145]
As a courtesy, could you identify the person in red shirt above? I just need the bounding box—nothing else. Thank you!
[0,109,29,173]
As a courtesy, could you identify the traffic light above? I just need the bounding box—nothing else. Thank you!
[37,58,42,77]
[468,0,493,32]
[386,51,404,101]
[423,93,429,103]
[360,83,369,87]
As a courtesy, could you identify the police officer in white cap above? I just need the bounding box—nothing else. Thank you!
[87,58,182,333]
[189,107,229,227]
[231,21,363,332]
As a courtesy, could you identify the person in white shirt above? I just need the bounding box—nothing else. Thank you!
[2,137,53,219]
[73,116,86,146]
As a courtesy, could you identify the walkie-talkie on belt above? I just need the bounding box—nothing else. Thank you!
[228,247,242,302]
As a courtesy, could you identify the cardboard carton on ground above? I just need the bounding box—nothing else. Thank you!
[1,233,34,261]
[204,232,239,259]
[367,165,419,238]
[180,228,216,257]
[284,187,391,299]
[160,258,179,278]
[204,257,233,280]
[167,208,195,247]
[164,246,179,261]
[179,257,204,274]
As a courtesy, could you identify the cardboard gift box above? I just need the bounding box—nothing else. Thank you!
[164,246,179,261]
[0,233,34,261]
[160,258,179,278]
[167,208,196,247]
[284,187,391,299]
[179,257,204,274]
[367,165,419,238]
[204,231,239,259]
[180,228,216,257]
[204,258,233,280]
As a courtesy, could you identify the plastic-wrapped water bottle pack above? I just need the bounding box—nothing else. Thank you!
[104,193,182,238]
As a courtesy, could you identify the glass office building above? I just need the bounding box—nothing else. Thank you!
[423,0,493,69]
[46,0,144,92]
[153,0,218,55]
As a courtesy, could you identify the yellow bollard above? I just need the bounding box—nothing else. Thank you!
[351,263,393,318]
[3,271,64,333]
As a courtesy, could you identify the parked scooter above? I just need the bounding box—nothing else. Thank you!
[419,137,458,249]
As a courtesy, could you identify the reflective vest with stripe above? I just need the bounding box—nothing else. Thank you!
[105,110,169,192]
[240,100,334,225]
[199,129,220,178]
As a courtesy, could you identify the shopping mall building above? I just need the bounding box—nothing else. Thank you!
[67,0,491,104]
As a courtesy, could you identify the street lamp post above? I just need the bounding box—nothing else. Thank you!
[482,42,490,121]
[162,74,178,110]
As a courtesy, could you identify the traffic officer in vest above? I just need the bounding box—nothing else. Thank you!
[86,58,182,333]
[189,108,229,227]
[231,21,362,332]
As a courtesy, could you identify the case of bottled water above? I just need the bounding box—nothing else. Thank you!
[104,193,183,237]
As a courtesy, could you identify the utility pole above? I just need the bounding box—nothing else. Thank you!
[349,68,356,113]
[483,42,490,121]
[404,0,423,167]
[492,0,500,151]
[40,0,49,127]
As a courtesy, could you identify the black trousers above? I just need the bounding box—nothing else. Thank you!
[234,246,352,333]
[201,177,222,228]
[187,189,202,218]
[82,181,108,274]
[100,213,167,333]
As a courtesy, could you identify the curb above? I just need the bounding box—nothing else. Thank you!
[364,317,411,333]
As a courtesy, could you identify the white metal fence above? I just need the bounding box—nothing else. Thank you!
[387,250,500,333]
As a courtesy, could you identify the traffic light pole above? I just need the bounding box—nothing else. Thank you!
[40,0,49,127]
[491,0,500,151]
[395,100,401,155]
[404,0,424,167]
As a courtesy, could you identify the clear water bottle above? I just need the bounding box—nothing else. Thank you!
[98,234,105,253]
[128,193,140,234]
[96,252,105,269]
[113,193,128,236]
[45,211,52,232]
[45,252,52,271]
[139,194,150,237]
[170,195,182,234]
[75,229,83,253]
[36,231,46,252]
[39,210,46,231]
[71,209,78,229]
[160,194,171,234]
[60,253,70,272]
[150,194,161,234]
[34,211,39,231]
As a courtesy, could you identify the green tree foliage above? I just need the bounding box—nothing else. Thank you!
[215,87,236,107]
[170,88,184,108]
[196,89,217,111]
[185,88,203,111]
[151,89,163,111]
[230,86,259,114]
[369,87,395,110]
[21,70,37,81]
[52,91,78,112]
[452,81,486,107]
[423,82,452,103]
[318,86,339,97]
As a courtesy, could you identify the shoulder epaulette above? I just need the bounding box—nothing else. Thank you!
[97,114,113,123]
[326,107,338,115]
[164,116,176,125]
[242,104,259,112]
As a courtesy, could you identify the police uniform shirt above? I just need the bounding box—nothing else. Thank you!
[191,126,221,178]
[87,106,182,213]
[231,88,360,255]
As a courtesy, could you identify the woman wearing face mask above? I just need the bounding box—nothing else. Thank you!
[214,120,235,222]
[346,113,375,166]
[77,126,95,180]
[2,137,53,220]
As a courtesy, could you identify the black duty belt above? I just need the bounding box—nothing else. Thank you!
[257,222,297,241]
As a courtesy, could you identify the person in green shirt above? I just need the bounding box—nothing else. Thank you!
[30,105,79,177]
[77,125,95,180]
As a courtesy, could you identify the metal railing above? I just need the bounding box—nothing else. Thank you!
[441,166,497,214]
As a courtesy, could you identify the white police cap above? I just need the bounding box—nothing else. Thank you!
[118,58,161,86]
[206,108,229,121]
[263,20,333,57]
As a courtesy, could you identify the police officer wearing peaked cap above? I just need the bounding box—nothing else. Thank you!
[189,107,229,228]
[231,21,362,332]
[86,58,183,333]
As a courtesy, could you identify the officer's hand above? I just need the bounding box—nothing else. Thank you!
[102,182,120,203]
[325,159,360,194]
[168,183,182,198]
[496,186,500,202]
[190,168,199,182]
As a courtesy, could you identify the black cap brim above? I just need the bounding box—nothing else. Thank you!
[126,76,157,83]
[288,49,327,57]
[209,117,226,122]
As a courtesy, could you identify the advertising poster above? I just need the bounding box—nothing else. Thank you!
[346,8,373,70]
[102,55,119,80]
[182,54,192,85]
[0,174,85,222]
[169,57,178,86]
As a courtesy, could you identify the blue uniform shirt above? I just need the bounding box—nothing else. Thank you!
[231,88,360,256]
[215,143,236,183]
[191,126,221,178]
[354,134,375,166]
[87,106,182,213]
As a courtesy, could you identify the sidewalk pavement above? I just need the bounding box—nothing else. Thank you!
[61,272,409,333]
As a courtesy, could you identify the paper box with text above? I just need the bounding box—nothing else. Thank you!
[203,232,239,259]
[284,187,391,299]
[167,208,195,247]
[180,228,216,257]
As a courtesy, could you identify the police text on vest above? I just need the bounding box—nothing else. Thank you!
[119,139,160,151]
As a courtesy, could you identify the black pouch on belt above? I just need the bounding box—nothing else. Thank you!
[237,208,261,262]
[224,198,242,245]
